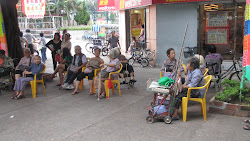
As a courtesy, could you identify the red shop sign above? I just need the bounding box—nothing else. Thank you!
[98,0,117,11]
[116,0,152,10]
[152,0,209,4]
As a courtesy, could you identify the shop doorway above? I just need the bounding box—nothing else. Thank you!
[198,2,245,60]
[125,8,146,51]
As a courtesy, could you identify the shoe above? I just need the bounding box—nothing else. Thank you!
[61,83,69,88]
[66,84,75,90]
[120,81,127,84]
[130,79,137,83]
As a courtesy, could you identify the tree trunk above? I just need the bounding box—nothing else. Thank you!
[0,0,23,59]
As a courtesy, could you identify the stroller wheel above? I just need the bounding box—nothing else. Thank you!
[146,116,154,124]
[164,116,172,124]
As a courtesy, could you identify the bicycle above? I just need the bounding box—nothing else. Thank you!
[128,47,149,67]
[85,39,109,56]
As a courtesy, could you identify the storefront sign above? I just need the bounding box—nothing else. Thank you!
[0,4,8,56]
[152,0,209,4]
[118,0,152,10]
[98,0,116,11]
[243,0,250,81]
[205,28,229,45]
[21,0,46,18]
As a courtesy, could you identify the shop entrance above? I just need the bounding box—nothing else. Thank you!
[125,8,146,51]
[198,2,245,60]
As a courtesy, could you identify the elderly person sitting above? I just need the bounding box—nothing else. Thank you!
[0,50,14,77]
[99,48,120,98]
[50,48,72,86]
[61,45,87,90]
[72,47,103,95]
[15,48,34,80]
[116,47,136,84]
[12,56,44,100]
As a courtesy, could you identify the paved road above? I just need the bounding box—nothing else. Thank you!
[0,39,249,141]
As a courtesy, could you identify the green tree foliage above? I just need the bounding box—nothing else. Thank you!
[110,13,115,23]
[74,2,90,25]
[215,79,250,104]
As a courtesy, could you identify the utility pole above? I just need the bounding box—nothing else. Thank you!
[57,0,60,30]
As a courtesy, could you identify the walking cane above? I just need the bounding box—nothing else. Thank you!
[97,72,101,101]
[126,64,129,89]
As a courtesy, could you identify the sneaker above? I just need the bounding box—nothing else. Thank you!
[66,84,75,90]
[61,83,69,88]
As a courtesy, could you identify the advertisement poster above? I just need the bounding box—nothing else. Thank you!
[0,4,8,56]
[206,11,229,27]
[22,0,46,18]
[243,0,250,81]
[206,28,228,45]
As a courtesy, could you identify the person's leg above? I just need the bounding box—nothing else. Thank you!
[67,70,82,84]
[72,81,81,94]
[88,71,94,94]
[58,68,64,85]
[52,64,65,76]
[52,53,57,70]
[127,65,135,80]
[14,77,33,99]
[65,70,74,84]
[72,72,87,94]
[15,74,21,80]
[172,90,187,118]
[28,44,34,55]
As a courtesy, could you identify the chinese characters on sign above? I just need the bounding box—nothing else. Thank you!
[206,28,228,45]
[22,0,46,18]
[98,0,116,11]
[206,11,228,27]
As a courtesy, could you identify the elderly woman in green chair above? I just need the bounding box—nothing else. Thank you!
[99,48,120,98]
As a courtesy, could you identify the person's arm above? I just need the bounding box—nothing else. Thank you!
[161,60,167,72]
[31,35,36,41]
[138,29,144,39]
[46,40,54,51]
[68,41,72,51]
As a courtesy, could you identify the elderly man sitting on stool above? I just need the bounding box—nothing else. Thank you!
[116,47,136,84]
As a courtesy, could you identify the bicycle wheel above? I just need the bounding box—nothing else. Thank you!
[128,57,135,66]
[140,58,149,68]
[91,47,95,55]
[146,51,156,67]
[85,43,93,53]
[229,71,242,81]
[102,47,109,56]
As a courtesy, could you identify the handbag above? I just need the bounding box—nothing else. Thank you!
[84,67,92,74]
[17,57,32,71]
[55,54,61,62]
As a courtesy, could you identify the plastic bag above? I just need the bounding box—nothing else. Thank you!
[55,54,60,62]
[107,78,113,89]
[158,77,174,87]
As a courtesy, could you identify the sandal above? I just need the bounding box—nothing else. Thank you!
[72,91,79,95]
[89,92,94,95]
[11,92,18,99]
[14,94,25,100]
[244,119,250,123]
[243,124,250,130]
[98,93,106,99]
